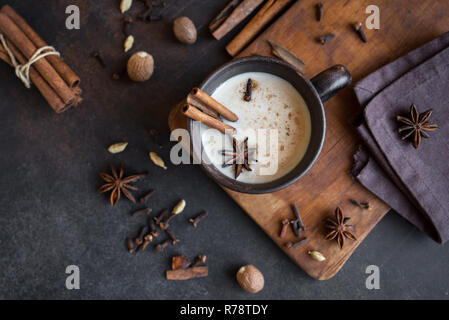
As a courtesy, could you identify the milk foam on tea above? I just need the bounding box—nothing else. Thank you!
[201,72,311,184]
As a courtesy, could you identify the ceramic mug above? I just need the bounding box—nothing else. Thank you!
[188,56,351,194]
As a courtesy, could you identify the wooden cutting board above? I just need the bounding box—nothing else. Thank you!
[169,0,448,280]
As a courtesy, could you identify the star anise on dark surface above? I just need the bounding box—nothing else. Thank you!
[324,207,357,249]
[220,137,255,179]
[98,165,147,206]
[396,104,439,149]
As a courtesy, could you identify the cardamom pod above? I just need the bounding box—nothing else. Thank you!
[308,250,326,262]
[108,142,128,154]
[149,152,167,169]
[124,35,134,52]
[120,0,133,14]
[172,199,186,214]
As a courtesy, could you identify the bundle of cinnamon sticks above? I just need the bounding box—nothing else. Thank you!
[0,5,81,113]
[182,88,238,135]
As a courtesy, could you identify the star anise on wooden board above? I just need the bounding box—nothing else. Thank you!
[220,137,255,179]
[98,165,147,206]
[324,207,357,249]
[396,104,439,149]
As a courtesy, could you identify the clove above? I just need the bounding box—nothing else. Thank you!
[319,33,335,45]
[134,226,147,245]
[285,238,307,249]
[137,236,152,251]
[279,219,289,238]
[92,51,106,67]
[191,254,207,267]
[131,207,152,217]
[354,22,367,43]
[122,16,133,37]
[350,199,371,210]
[243,78,252,102]
[139,189,155,204]
[154,208,169,224]
[126,237,135,253]
[155,239,171,252]
[165,229,180,245]
[316,3,323,21]
[290,204,305,237]
[189,210,208,228]
[148,218,159,238]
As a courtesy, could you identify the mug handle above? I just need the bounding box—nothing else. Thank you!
[310,65,352,102]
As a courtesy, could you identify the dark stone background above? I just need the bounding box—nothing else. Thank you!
[0,0,447,299]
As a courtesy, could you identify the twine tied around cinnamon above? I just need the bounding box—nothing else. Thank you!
[0,33,60,88]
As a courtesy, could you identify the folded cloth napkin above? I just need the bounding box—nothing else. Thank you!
[352,32,449,243]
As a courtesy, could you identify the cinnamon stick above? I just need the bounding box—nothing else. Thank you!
[183,104,236,135]
[226,0,294,56]
[188,88,238,122]
[166,266,208,280]
[1,5,80,88]
[0,38,74,113]
[211,0,264,40]
[0,13,76,105]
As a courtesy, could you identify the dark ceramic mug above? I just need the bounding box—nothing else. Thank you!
[188,56,351,194]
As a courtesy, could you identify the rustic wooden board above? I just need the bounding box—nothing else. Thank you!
[170,0,449,280]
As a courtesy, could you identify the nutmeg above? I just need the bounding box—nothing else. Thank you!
[127,51,154,82]
[173,16,197,44]
[236,264,264,293]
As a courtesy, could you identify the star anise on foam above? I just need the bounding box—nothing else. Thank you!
[220,137,256,179]
[98,165,147,206]
[396,104,439,149]
[324,207,357,249]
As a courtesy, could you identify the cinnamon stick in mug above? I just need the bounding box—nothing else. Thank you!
[188,88,238,122]
[1,5,80,88]
[226,0,293,56]
[183,104,236,135]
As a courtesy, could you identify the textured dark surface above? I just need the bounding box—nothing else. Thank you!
[0,0,448,299]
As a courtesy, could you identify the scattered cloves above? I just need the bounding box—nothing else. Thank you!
[191,254,207,267]
[126,237,135,253]
[285,238,307,249]
[350,199,371,210]
[148,218,159,238]
[243,78,252,102]
[137,237,152,251]
[92,51,106,67]
[134,226,147,245]
[165,229,180,245]
[131,207,152,217]
[279,219,289,238]
[155,239,171,252]
[319,33,335,45]
[316,3,323,21]
[354,22,367,43]
[189,210,208,228]
[154,208,169,224]
[139,189,155,203]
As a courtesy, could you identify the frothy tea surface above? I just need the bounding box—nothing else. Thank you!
[201,72,311,184]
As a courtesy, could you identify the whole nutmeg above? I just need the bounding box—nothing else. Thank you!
[127,51,154,82]
[173,16,197,44]
[236,264,264,293]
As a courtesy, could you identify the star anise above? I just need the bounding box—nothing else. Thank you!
[324,207,357,249]
[220,137,255,179]
[396,104,439,149]
[98,165,147,206]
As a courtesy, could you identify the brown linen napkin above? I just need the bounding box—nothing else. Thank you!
[352,32,449,243]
